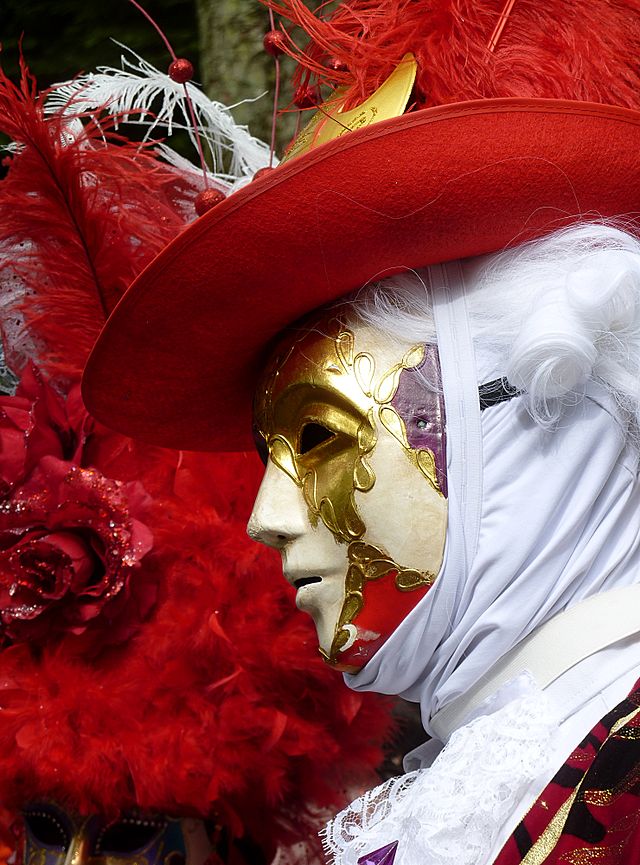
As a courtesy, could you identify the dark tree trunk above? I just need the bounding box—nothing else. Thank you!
[196,0,276,148]
[195,0,319,156]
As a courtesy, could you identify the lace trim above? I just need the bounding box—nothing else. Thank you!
[321,687,557,865]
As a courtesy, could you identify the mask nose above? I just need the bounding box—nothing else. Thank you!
[247,460,307,549]
[64,829,90,865]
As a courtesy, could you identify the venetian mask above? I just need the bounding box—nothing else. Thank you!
[21,803,214,865]
[249,315,448,672]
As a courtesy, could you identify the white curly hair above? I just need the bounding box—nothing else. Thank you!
[346,222,640,435]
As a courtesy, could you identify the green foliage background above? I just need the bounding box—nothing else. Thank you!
[1,0,329,159]
[0,0,291,153]
[1,0,200,87]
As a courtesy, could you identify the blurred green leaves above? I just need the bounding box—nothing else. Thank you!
[1,0,199,87]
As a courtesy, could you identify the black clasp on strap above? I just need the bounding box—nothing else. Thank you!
[478,377,521,411]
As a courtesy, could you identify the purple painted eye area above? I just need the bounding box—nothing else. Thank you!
[390,344,447,497]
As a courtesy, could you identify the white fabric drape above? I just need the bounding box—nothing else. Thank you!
[322,258,640,865]
[346,261,640,734]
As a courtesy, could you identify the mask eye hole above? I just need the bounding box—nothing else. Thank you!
[96,819,166,855]
[23,810,71,850]
[298,422,335,455]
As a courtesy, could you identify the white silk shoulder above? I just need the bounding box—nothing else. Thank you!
[322,684,557,865]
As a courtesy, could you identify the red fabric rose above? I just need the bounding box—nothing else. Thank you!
[0,365,87,491]
[0,367,155,644]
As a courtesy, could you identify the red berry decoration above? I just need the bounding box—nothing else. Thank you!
[253,167,275,182]
[294,84,319,109]
[263,30,286,57]
[195,188,226,216]
[168,58,194,84]
[327,57,349,73]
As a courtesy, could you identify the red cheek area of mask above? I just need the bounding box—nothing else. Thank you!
[331,570,432,673]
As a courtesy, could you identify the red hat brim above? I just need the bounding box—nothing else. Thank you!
[83,97,640,451]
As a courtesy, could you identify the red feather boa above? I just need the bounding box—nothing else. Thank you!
[0,434,392,856]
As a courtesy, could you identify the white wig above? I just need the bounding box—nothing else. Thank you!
[348,223,640,435]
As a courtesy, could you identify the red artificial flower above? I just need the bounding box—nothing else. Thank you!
[0,366,154,644]
[0,365,84,495]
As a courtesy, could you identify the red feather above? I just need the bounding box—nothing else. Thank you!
[0,59,198,382]
[267,0,640,112]
[0,55,397,865]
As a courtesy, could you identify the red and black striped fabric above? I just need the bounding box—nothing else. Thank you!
[495,679,640,864]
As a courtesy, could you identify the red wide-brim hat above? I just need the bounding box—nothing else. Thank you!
[82,97,640,450]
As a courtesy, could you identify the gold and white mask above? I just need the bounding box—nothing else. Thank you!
[249,314,448,672]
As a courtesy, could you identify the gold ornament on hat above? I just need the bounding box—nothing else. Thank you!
[282,53,417,162]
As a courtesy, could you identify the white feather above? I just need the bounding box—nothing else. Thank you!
[45,43,273,183]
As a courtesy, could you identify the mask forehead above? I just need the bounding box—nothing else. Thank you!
[258,316,377,416]
[255,317,379,543]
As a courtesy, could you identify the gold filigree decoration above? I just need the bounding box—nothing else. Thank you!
[583,760,640,807]
[254,318,443,663]
[611,725,640,740]
[327,540,436,658]
[520,790,578,865]
[26,850,48,865]
[378,405,442,494]
[610,706,640,734]
[561,841,628,864]
[608,809,640,834]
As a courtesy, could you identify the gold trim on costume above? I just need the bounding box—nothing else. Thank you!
[514,706,640,864]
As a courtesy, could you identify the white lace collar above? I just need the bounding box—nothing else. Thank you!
[322,680,556,865]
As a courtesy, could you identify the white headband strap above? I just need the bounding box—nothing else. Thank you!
[430,261,483,574]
